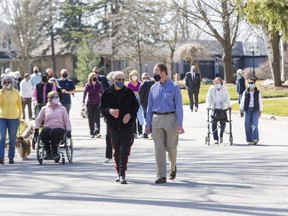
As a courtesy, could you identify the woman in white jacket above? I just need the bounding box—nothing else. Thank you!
[206,77,231,144]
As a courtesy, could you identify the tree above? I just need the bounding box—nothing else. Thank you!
[0,0,47,73]
[238,0,288,86]
[173,0,240,83]
[75,41,100,85]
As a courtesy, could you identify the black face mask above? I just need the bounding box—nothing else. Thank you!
[34,70,38,74]
[92,77,97,82]
[62,74,68,78]
[42,77,48,82]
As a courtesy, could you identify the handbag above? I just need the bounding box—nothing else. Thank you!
[211,109,228,121]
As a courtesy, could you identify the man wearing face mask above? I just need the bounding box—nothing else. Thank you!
[83,72,104,138]
[185,65,201,112]
[32,72,56,118]
[206,77,231,144]
[100,71,139,184]
[30,66,42,89]
[146,63,185,184]
[57,69,75,114]
[240,77,263,145]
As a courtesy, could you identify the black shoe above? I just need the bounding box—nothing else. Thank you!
[0,158,4,164]
[169,166,177,180]
[155,177,167,184]
[45,153,52,159]
[120,176,127,184]
[9,158,14,164]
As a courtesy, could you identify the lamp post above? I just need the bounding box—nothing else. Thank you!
[249,45,258,77]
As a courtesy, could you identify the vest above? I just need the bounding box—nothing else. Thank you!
[36,83,53,103]
[244,88,259,111]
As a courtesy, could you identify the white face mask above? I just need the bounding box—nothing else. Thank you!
[132,76,138,81]
[52,98,60,104]
[6,84,11,89]
[215,83,221,89]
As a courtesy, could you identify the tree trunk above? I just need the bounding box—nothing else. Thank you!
[270,33,282,86]
[222,44,234,83]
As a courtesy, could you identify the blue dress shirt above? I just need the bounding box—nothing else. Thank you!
[146,79,183,128]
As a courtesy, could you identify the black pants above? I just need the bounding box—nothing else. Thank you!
[188,89,199,111]
[87,104,100,135]
[110,127,134,177]
[40,127,65,154]
[105,125,112,159]
[212,120,226,141]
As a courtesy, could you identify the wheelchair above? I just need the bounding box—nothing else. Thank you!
[36,131,73,165]
[205,108,233,146]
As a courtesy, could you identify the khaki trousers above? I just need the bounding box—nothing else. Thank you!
[152,113,178,178]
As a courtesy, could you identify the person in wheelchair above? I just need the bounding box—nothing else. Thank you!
[206,77,231,144]
[34,91,72,159]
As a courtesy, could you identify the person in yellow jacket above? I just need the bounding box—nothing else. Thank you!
[0,75,22,164]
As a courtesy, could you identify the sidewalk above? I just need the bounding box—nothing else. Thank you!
[0,92,287,216]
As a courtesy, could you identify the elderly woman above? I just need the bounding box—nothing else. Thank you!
[0,75,22,164]
[126,70,144,138]
[34,91,71,159]
[206,77,231,144]
[83,72,104,138]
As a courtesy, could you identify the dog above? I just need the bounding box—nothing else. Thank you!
[15,136,31,160]
[81,107,88,118]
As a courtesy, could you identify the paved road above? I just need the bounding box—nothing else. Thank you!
[1,92,288,216]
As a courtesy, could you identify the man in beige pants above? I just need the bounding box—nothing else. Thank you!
[146,63,185,184]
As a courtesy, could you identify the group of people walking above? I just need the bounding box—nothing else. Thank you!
[0,63,263,186]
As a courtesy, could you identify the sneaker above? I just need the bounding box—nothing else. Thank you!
[219,137,223,143]
[95,134,101,138]
[143,133,148,139]
[115,176,120,182]
[214,140,219,144]
[120,176,127,184]
[155,177,167,184]
[104,158,112,163]
[195,107,198,112]
[90,135,95,138]
[0,158,4,164]
[253,140,258,145]
[248,142,253,145]
[9,158,14,164]
[169,166,177,180]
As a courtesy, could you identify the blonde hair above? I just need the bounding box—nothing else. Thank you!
[87,72,97,84]
[47,91,59,102]
[129,70,138,81]
[213,77,223,85]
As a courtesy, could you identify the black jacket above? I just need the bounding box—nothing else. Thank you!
[237,77,246,95]
[36,82,53,103]
[139,79,154,111]
[185,72,201,92]
[100,85,139,129]
[244,87,260,111]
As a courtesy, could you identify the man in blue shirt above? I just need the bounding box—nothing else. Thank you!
[146,63,185,184]
[57,69,75,114]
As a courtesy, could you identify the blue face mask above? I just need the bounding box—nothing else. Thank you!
[248,83,255,89]
[115,81,124,89]
[215,83,221,89]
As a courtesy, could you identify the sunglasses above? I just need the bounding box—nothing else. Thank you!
[52,96,59,99]
[3,81,11,84]
[248,82,254,84]
[116,78,125,81]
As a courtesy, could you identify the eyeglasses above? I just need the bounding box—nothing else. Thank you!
[50,79,56,82]
[116,78,125,81]
[3,81,11,84]
[51,96,59,99]
[248,82,254,84]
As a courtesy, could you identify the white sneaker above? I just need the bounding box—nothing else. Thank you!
[115,176,120,182]
[95,134,101,138]
[214,140,219,144]
[104,158,111,163]
[220,137,223,143]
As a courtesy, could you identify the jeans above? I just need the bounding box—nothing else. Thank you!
[244,107,259,142]
[0,118,19,159]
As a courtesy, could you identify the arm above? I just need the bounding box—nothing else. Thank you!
[224,87,231,108]
[63,107,72,130]
[32,86,38,104]
[35,107,45,129]
[240,92,245,111]
[82,84,88,104]
[145,88,154,130]
[174,85,183,127]
[206,88,212,109]
[17,92,22,120]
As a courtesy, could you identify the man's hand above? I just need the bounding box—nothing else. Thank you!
[240,111,244,118]
[67,131,72,138]
[122,113,131,124]
[178,126,185,134]
[109,109,119,118]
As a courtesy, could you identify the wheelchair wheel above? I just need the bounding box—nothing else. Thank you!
[36,138,43,165]
[229,135,233,146]
[205,135,210,146]
[66,138,73,163]
[62,157,65,164]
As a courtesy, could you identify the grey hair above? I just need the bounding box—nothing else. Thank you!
[112,71,124,80]
[1,75,14,86]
